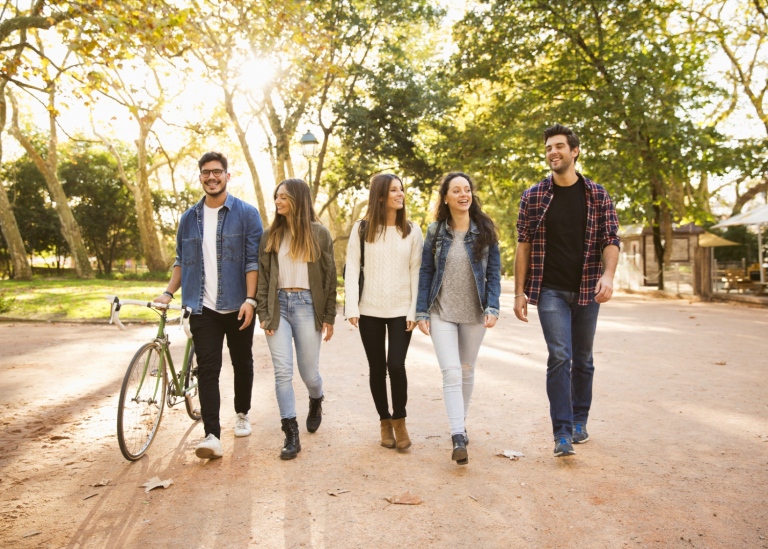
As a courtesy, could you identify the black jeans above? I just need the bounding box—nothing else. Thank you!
[190,307,255,439]
[358,315,412,420]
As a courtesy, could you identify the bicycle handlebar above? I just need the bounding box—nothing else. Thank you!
[105,295,193,338]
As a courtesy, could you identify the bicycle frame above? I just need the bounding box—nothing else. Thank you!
[107,296,196,405]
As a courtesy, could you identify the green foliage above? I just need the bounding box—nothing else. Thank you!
[59,144,142,275]
[0,292,14,314]
[1,155,69,259]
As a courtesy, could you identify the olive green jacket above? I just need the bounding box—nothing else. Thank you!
[256,223,337,331]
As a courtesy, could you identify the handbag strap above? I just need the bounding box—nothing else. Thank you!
[359,220,366,269]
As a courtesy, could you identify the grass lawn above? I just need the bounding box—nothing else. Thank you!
[0,278,170,322]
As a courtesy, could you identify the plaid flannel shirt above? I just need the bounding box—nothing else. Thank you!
[516,173,620,306]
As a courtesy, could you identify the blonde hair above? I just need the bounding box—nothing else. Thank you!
[265,179,319,262]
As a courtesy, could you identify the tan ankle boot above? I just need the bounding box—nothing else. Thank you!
[391,418,411,450]
[380,419,396,448]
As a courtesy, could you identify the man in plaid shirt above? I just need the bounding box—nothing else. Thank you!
[513,124,620,457]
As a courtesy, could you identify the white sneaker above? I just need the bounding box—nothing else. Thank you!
[234,413,251,437]
[195,434,223,459]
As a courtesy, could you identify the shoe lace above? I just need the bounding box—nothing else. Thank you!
[236,416,248,430]
[574,424,583,434]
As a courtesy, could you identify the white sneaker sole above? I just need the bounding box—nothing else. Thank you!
[234,429,251,437]
[195,446,223,459]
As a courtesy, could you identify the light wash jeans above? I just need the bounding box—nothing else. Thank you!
[266,290,323,419]
[537,287,600,441]
[429,313,487,435]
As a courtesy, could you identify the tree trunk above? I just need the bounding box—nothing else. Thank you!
[0,88,33,280]
[133,115,170,272]
[8,90,93,278]
[223,87,269,223]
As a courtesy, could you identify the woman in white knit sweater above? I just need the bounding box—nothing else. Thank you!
[345,173,423,450]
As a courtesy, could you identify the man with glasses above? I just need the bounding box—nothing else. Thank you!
[155,151,263,459]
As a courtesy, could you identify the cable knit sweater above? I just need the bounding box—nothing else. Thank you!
[344,221,423,321]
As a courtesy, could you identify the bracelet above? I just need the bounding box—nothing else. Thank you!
[244,298,257,307]
[514,293,527,299]
[163,291,174,299]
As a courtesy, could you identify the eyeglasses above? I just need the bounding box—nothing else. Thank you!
[200,169,226,177]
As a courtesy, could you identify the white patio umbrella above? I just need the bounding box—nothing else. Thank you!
[712,204,768,283]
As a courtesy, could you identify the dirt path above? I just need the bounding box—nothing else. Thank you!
[1,288,767,548]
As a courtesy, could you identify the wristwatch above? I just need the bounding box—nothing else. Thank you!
[244,298,257,308]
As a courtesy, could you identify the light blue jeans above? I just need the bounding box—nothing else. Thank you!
[266,290,323,419]
[429,313,487,435]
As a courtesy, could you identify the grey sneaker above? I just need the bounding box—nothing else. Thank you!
[554,437,575,457]
[572,423,589,444]
[195,434,223,459]
[234,413,251,437]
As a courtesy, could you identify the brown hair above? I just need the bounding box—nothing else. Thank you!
[265,178,319,262]
[434,171,498,261]
[361,173,412,243]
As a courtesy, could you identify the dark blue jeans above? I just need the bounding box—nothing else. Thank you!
[537,287,600,441]
[190,307,255,439]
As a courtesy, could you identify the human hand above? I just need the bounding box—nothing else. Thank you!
[594,275,614,303]
[260,320,274,336]
[406,321,417,332]
[349,317,359,328]
[513,295,528,323]
[484,314,498,328]
[153,293,172,305]
[417,320,430,336]
[323,322,334,342]
[238,302,254,330]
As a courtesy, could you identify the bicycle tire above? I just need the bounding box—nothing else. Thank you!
[184,343,202,421]
[117,342,166,461]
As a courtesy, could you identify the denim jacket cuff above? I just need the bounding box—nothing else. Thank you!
[416,312,429,322]
[484,307,499,318]
[245,261,259,272]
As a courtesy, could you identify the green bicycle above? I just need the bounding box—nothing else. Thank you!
[106,296,201,461]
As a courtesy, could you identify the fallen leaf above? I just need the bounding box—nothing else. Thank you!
[327,488,350,496]
[91,479,110,487]
[468,495,477,501]
[497,450,525,460]
[714,361,726,366]
[385,491,422,505]
[141,477,173,493]
[22,531,42,538]
[49,435,70,441]
[83,493,98,500]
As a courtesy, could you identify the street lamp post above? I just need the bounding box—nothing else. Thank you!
[300,130,319,187]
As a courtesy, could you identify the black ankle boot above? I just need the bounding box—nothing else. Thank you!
[307,395,323,433]
[280,418,301,460]
[451,434,468,465]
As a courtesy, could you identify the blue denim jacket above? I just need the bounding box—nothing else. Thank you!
[174,194,263,314]
[416,219,501,322]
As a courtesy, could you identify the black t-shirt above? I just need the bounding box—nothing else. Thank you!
[542,176,586,293]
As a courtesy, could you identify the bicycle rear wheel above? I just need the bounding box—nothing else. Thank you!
[184,343,202,421]
[117,342,166,461]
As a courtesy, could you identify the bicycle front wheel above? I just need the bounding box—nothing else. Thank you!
[184,343,202,421]
[117,342,166,461]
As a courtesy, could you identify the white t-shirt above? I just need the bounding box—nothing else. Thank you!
[202,204,237,313]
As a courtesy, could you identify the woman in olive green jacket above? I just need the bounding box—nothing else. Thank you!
[256,178,337,460]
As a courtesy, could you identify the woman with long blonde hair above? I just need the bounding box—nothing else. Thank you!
[257,178,337,460]
[345,173,423,450]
